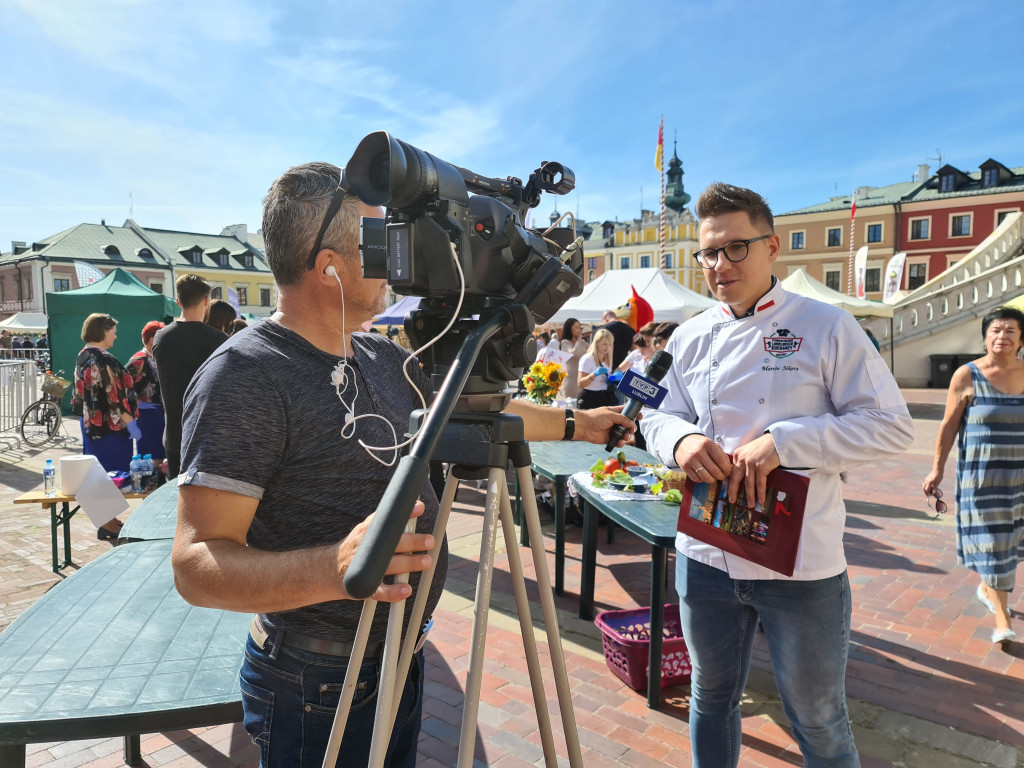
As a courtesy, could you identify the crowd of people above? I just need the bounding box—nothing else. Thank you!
[0,330,47,357]
[69,277,248,539]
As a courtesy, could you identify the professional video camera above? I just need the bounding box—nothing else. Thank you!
[346,131,584,394]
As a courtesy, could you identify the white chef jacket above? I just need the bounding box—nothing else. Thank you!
[641,280,914,580]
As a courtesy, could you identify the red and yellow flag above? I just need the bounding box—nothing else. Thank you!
[655,115,664,172]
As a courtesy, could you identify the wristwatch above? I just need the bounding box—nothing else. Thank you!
[562,408,576,441]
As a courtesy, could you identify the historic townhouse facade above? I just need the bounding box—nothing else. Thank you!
[775,160,1024,299]
[0,220,274,320]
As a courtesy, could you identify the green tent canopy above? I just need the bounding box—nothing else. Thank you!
[46,268,179,412]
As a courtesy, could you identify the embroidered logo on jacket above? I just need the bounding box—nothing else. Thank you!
[763,329,802,359]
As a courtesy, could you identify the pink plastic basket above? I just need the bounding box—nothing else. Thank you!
[594,604,691,691]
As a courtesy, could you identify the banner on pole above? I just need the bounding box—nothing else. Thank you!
[853,246,869,299]
[655,116,664,172]
[882,251,907,303]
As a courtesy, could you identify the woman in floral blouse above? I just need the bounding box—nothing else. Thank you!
[72,313,141,540]
[127,321,166,466]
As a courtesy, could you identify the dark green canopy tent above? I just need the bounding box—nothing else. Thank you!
[46,268,178,412]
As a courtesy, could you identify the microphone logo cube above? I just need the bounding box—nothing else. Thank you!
[618,369,668,408]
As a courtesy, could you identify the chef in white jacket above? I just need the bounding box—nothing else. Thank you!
[642,182,913,768]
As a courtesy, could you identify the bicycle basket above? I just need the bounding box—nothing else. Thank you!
[42,373,71,399]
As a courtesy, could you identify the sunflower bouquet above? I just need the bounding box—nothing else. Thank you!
[521,360,567,405]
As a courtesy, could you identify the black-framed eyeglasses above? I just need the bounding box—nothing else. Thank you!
[926,488,947,515]
[306,172,355,271]
[693,234,771,269]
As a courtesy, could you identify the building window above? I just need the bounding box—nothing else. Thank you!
[908,263,927,290]
[827,228,841,247]
[982,168,999,188]
[588,269,596,282]
[54,278,70,292]
[825,269,842,291]
[620,256,630,270]
[211,287,222,299]
[218,253,229,267]
[191,250,203,265]
[150,282,163,294]
[909,219,929,240]
[640,255,651,268]
[939,175,954,193]
[138,248,153,259]
[865,268,881,293]
[664,253,673,269]
[951,214,971,237]
[791,231,805,250]
[260,288,272,307]
[103,245,120,256]
[866,224,882,243]
[996,210,1017,226]
[587,257,596,270]
[237,286,248,305]
[243,254,254,267]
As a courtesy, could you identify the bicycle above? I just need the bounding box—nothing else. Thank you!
[20,370,71,447]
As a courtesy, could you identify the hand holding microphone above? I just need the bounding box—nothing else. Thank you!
[604,350,673,451]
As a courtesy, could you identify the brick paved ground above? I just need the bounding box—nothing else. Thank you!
[1,390,1021,767]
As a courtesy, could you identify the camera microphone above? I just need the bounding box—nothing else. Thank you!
[604,349,673,452]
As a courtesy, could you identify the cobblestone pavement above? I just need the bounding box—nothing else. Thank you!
[1,390,1021,767]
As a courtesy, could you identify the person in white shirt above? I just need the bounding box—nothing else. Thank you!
[576,328,616,409]
[641,182,914,768]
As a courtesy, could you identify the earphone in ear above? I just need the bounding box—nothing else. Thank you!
[325,265,337,277]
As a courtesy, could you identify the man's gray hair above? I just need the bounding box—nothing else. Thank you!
[261,161,363,287]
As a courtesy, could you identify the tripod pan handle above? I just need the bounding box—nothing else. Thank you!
[344,455,430,599]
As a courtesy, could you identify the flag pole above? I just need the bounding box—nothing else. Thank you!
[846,190,857,295]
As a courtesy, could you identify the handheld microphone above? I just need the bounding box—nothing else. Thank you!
[604,349,673,451]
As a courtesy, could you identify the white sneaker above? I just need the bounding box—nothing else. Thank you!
[992,627,1016,644]
[976,584,996,614]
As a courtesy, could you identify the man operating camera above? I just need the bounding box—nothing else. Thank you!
[170,161,635,767]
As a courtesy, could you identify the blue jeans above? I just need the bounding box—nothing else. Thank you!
[239,632,423,768]
[676,556,859,768]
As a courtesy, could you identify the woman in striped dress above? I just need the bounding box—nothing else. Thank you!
[924,306,1024,644]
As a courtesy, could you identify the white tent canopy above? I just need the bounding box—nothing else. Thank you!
[0,312,48,332]
[781,268,893,318]
[550,268,716,325]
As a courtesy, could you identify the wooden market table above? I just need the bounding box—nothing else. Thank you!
[13,487,150,575]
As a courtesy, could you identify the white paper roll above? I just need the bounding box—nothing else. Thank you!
[59,455,98,495]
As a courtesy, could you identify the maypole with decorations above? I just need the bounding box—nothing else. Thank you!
[847,190,857,294]
[656,115,666,269]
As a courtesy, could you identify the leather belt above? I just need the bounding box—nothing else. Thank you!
[250,614,386,659]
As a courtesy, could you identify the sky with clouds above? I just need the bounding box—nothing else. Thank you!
[1,0,1022,251]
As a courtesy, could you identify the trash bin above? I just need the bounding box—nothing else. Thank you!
[929,354,957,389]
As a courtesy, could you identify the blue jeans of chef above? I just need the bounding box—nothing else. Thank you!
[239,631,423,768]
[676,556,859,768]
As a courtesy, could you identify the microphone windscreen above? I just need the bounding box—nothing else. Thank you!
[645,350,674,382]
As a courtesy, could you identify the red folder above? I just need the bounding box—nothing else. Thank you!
[676,468,809,576]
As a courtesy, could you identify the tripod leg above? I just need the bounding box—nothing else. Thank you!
[387,471,461,727]
[367,519,417,767]
[516,466,584,767]
[456,466,504,768]
[322,598,377,768]
[497,482,558,766]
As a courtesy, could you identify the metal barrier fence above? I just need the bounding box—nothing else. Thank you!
[0,361,39,436]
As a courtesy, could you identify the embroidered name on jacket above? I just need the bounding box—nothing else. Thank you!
[763,329,802,359]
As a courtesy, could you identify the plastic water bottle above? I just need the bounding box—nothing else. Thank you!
[43,459,56,497]
[129,454,143,493]
[142,454,153,490]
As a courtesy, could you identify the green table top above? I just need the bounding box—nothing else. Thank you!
[0,539,248,744]
[118,479,179,542]
[574,480,680,547]
[528,440,657,482]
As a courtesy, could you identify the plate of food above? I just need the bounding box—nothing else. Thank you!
[606,469,655,492]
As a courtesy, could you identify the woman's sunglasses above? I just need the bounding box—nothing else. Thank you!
[926,488,947,515]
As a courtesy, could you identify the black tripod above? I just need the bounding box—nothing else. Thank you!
[322,405,584,767]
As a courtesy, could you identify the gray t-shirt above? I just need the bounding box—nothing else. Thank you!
[179,320,446,642]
